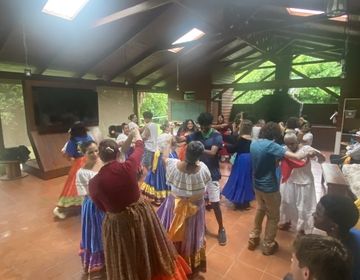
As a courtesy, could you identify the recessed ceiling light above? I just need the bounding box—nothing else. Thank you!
[42,0,90,20]
[286,7,347,22]
[172,28,205,45]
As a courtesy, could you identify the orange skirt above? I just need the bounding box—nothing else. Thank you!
[57,157,86,208]
[103,199,191,280]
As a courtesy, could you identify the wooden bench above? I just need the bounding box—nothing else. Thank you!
[321,163,354,198]
[0,160,27,180]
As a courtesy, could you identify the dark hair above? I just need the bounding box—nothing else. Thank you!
[286,117,300,129]
[197,112,213,126]
[70,121,88,138]
[121,122,128,130]
[293,234,350,280]
[99,139,118,162]
[160,120,170,132]
[259,121,282,141]
[319,194,359,233]
[178,119,196,134]
[143,111,153,119]
[239,119,253,136]
[80,140,97,154]
[128,114,137,121]
[185,141,204,164]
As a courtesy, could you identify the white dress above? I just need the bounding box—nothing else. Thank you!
[279,145,317,233]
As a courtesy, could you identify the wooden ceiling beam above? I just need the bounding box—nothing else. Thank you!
[74,11,166,79]
[232,70,275,102]
[0,71,166,92]
[132,59,173,84]
[291,68,339,99]
[216,42,248,61]
[213,77,346,91]
[223,49,259,66]
[93,0,173,28]
[148,38,236,87]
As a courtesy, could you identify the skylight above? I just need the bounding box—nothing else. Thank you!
[42,0,89,20]
[286,7,347,22]
[168,47,184,53]
[172,28,205,45]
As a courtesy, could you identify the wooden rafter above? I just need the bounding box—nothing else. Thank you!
[93,0,173,28]
[213,77,346,91]
[232,70,276,102]
[291,68,339,99]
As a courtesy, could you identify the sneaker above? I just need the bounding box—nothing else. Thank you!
[218,228,227,246]
[262,241,279,256]
[53,207,66,219]
[247,237,260,250]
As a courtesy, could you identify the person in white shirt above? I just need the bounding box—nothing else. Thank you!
[128,113,139,131]
[141,111,158,171]
[116,123,130,146]
[279,133,325,234]
[251,119,265,140]
[298,122,313,146]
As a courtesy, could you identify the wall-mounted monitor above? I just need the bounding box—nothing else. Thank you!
[32,87,98,133]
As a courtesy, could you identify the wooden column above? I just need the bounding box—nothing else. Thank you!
[133,87,139,119]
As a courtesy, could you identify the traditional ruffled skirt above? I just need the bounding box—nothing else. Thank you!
[141,152,177,205]
[157,194,206,273]
[103,199,190,280]
[57,157,85,207]
[222,153,254,206]
[79,196,105,273]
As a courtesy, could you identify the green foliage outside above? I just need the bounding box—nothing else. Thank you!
[234,55,341,104]
[139,92,168,125]
[0,83,24,125]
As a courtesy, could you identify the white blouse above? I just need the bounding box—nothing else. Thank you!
[76,168,97,196]
[166,158,211,197]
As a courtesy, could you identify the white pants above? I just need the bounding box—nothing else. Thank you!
[206,181,221,203]
[279,181,317,233]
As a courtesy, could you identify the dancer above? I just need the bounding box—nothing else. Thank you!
[248,122,312,255]
[141,121,177,205]
[179,112,227,246]
[141,111,158,172]
[53,122,93,219]
[89,129,190,280]
[222,119,254,210]
[278,133,325,234]
[177,119,197,161]
[128,113,139,130]
[76,141,105,276]
[157,141,211,275]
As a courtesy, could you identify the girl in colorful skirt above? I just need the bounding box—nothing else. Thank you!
[141,121,178,205]
[76,140,105,276]
[222,119,254,210]
[89,129,190,280]
[157,141,211,275]
[176,119,197,161]
[53,122,93,219]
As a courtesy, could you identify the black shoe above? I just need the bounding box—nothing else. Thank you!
[218,228,227,246]
[262,241,279,256]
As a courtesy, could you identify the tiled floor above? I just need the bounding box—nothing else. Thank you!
[0,161,325,280]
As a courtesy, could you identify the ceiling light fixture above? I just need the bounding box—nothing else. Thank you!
[42,0,90,20]
[172,28,205,45]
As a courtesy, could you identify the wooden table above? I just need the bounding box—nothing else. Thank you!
[321,163,351,197]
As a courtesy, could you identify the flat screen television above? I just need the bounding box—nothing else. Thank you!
[33,87,99,133]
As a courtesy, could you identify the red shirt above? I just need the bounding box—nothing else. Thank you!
[89,140,144,213]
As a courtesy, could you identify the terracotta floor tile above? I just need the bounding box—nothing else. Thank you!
[0,161,326,279]
[224,261,263,280]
